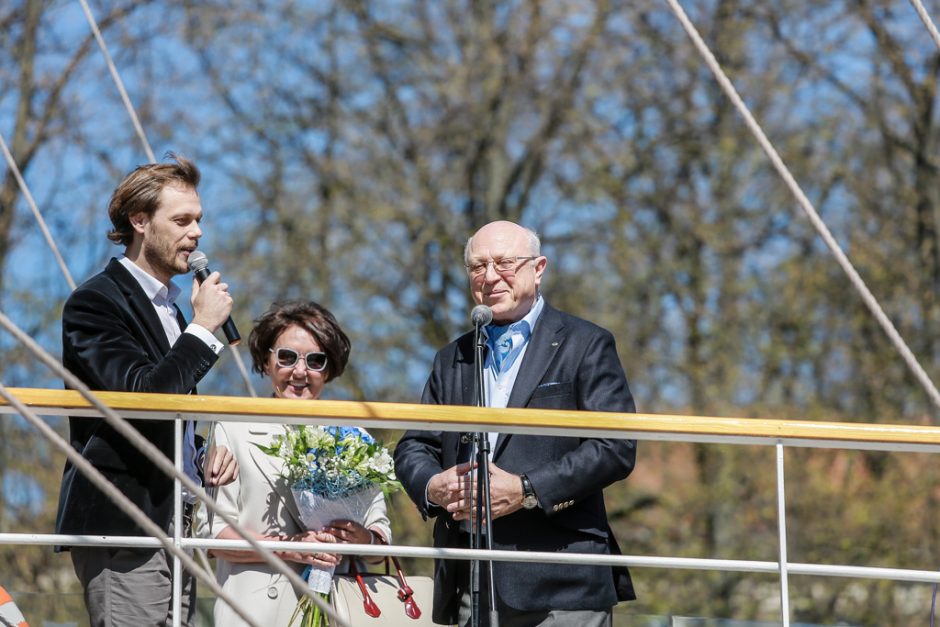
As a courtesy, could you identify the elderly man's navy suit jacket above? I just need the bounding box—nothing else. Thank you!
[394,302,637,624]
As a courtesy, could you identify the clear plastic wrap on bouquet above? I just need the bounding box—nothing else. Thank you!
[292,485,380,594]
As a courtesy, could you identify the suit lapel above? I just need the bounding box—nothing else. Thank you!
[106,259,172,355]
[455,334,477,407]
[493,304,565,458]
[454,333,489,462]
[174,304,187,333]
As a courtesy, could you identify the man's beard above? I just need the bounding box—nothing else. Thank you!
[143,239,187,278]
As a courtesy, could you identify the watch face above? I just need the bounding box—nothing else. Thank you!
[523,495,538,509]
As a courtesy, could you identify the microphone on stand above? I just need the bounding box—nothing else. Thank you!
[460,304,493,461]
[187,250,241,345]
[469,304,492,408]
[471,304,493,327]
[467,301,500,626]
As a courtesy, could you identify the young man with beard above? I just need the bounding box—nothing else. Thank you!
[55,154,238,627]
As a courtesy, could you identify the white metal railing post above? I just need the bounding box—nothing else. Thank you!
[776,443,791,626]
[173,415,183,627]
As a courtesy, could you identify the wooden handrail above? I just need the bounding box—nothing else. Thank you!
[1,387,939,451]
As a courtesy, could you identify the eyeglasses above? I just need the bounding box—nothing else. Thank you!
[270,347,328,372]
[465,256,537,277]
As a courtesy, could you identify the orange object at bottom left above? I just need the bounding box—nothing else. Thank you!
[0,585,29,627]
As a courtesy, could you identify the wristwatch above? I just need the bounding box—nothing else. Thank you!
[520,474,539,510]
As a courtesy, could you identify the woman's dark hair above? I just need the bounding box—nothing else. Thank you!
[248,300,351,382]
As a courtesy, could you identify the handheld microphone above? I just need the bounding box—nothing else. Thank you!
[470,305,493,327]
[187,250,241,345]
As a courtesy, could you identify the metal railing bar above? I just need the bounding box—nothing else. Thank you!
[775,444,791,626]
[4,532,940,584]
[172,416,183,627]
[789,563,940,582]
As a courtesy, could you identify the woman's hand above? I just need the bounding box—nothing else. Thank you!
[325,519,386,563]
[277,530,340,567]
[324,519,373,545]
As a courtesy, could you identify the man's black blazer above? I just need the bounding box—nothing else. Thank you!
[394,302,637,624]
[55,258,218,537]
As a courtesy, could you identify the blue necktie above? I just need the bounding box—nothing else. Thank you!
[494,333,513,374]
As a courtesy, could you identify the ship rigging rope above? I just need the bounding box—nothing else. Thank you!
[908,0,940,53]
[665,0,940,412]
[0,0,259,396]
[77,0,155,163]
[0,132,76,291]
[0,310,347,627]
[0,4,932,409]
[8,0,930,407]
[79,0,257,395]
[0,382,265,627]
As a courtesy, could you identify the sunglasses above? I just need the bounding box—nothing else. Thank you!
[270,347,328,372]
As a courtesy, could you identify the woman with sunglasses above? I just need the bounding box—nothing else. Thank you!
[195,300,391,627]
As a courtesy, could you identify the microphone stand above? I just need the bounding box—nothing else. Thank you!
[469,319,499,627]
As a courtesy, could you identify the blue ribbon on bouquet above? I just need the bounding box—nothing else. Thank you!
[324,426,374,444]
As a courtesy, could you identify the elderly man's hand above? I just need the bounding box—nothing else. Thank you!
[481,463,525,520]
[428,461,475,513]
[441,462,525,522]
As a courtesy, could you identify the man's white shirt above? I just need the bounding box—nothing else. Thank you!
[119,256,223,502]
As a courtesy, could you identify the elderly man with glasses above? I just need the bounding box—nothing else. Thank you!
[395,220,638,627]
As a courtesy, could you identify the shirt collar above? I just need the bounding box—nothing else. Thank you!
[118,255,180,306]
[483,294,545,344]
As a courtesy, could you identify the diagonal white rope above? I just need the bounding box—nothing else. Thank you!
[231,343,258,397]
[908,0,940,52]
[77,0,155,163]
[76,0,256,396]
[664,0,940,412]
[0,310,347,627]
[0,131,76,291]
[0,383,263,627]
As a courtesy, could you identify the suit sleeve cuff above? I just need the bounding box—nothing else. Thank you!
[424,480,438,511]
[184,323,224,355]
[423,478,447,516]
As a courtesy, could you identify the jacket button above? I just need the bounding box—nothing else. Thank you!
[267,586,278,599]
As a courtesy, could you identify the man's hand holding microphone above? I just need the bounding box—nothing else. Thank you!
[188,250,240,345]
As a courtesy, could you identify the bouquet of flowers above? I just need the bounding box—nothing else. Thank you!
[257,424,401,626]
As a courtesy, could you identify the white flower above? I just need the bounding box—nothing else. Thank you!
[368,451,393,475]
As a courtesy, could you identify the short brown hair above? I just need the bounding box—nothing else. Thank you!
[107,152,201,246]
[248,300,351,382]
